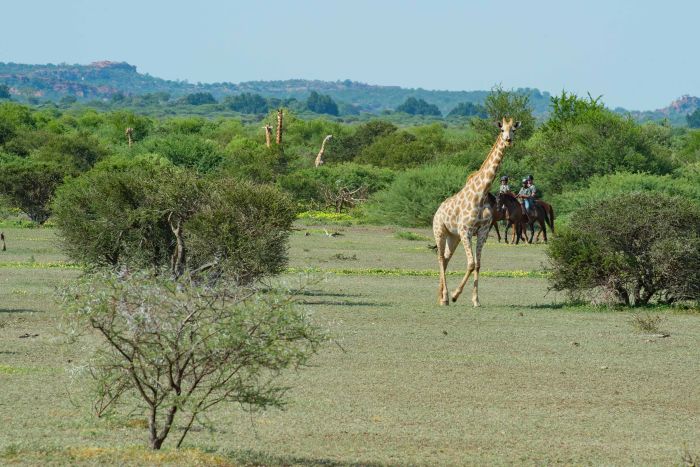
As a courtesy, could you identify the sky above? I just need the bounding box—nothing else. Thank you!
[0,0,697,110]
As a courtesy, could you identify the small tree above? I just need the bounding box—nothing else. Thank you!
[0,156,67,224]
[547,193,700,306]
[63,271,324,449]
[471,85,536,140]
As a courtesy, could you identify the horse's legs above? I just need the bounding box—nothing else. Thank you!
[452,228,476,303]
[471,225,490,307]
[540,218,548,243]
[527,221,535,244]
[492,220,501,242]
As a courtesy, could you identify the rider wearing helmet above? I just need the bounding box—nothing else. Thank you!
[498,175,511,194]
[517,177,535,213]
[526,174,537,198]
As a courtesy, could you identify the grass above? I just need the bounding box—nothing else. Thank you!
[0,225,699,465]
[394,230,431,241]
[630,313,667,334]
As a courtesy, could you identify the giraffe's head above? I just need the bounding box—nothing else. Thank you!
[497,118,521,146]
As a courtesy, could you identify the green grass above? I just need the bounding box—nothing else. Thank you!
[0,225,698,465]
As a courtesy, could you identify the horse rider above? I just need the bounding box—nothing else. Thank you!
[498,175,511,194]
[526,174,537,198]
[517,178,536,217]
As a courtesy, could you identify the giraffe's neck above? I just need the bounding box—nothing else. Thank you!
[320,136,331,152]
[468,136,507,197]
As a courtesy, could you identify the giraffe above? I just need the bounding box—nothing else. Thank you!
[275,109,283,145]
[125,127,134,147]
[432,117,521,306]
[314,134,333,167]
[263,124,272,148]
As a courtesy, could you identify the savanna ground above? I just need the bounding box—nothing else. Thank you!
[0,225,698,466]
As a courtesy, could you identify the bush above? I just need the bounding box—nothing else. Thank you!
[366,164,465,226]
[356,131,443,168]
[62,271,323,449]
[222,137,284,183]
[325,120,397,163]
[552,172,700,223]
[186,180,296,283]
[52,163,295,282]
[277,163,394,209]
[0,155,68,224]
[547,193,700,306]
[524,97,674,193]
[141,134,223,173]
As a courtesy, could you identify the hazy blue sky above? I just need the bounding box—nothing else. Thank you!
[1,0,696,109]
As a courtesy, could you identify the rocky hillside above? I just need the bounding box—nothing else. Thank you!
[622,95,700,125]
[1,61,697,123]
[0,61,552,115]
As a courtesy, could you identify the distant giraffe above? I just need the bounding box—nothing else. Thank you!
[276,109,283,145]
[433,118,521,306]
[125,127,134,147]
[263,124,272,148]
[315,135,333,167]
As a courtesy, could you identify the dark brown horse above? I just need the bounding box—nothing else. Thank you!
[486,193,503,242]
[534,200,555,242]
[499,193,528,244]
[519,201,550,243]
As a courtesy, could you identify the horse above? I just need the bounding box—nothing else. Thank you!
[519,201,550,243]
[486,193,503,242]
[495,192,528,244]
[534,200,555,242]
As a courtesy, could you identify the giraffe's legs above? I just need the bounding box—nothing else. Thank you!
[435,231,459,305]
[471,225,490,307]
[434,229,449,305]
[451,228,476,303]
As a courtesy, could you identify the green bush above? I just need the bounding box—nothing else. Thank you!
[524,99,674,193]
[325,120,397,163]
[186,179,296,283]
[552,172,700,223]
[277,163,394,209]
[222,137,284,183]
[52,163,295,282]
[356,131,442,168]
[0,155,68,224]
[366,164,465,226]
[141,133,223,173]
[547,193,700,306]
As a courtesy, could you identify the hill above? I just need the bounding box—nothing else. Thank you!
[1,61,697,123]
[0,61,551,116]
[619,95,700,126]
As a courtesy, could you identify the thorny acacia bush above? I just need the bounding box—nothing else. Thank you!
[62,270,324,450]
[547,192,700,306]
[52,162,295,283]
